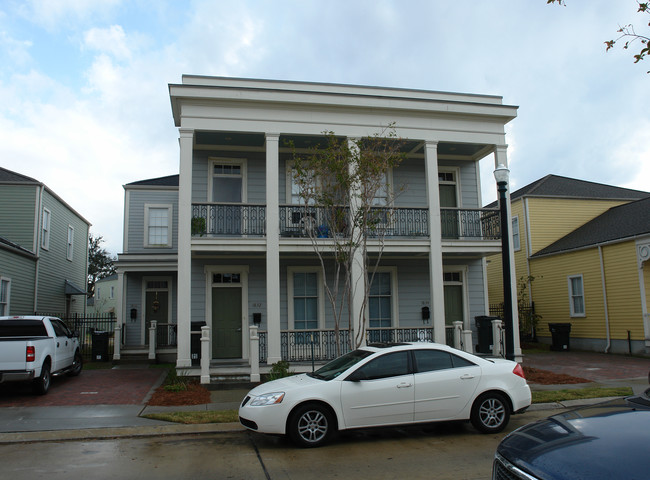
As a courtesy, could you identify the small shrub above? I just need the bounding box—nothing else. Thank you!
[164,383,188,392]
[268,360,292,380]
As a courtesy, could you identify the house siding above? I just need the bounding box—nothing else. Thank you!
[601,242,644,341]
[527,198,627,255]
[0,248,35,314]
[0,184,37,249]
[127,190,179,253]
[36,190,89,313]
[531,249,607,342]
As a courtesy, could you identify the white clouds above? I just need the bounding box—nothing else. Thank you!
[0,0,647,253]
[83,25,131,60]
[20,0,123,31]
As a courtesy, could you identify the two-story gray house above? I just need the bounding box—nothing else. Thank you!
[115,76,520,375]
[0,167,90,316]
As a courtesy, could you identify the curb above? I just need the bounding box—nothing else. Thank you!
[0,421,245,445]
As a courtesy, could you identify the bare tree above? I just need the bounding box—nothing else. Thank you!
[290,127,406,352]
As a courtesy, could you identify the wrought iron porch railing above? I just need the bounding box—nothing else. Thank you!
[156,323,177,347]
[441,208,501,240]
[191,203,266,236]
[259,327,444,363]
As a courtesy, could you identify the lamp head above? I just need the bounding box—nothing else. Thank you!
[493,164,510,184]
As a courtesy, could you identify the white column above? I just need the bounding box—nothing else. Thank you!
[424,141,446,344]
[113,271,125,360]
[200,326,210,384]
[148,320,157,360]
[494,145,521,360]
[462,330,473,353]
[265,133,282,364]
[176,128,194,368]
[249,325,260,382]
[348,139,366,347]
[453,321,463,349]
[492,319,504,357]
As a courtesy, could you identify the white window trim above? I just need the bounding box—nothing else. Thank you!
[367,266,399,327]
[41,208,51,251]
[144,204,172,248]
[511,215,521,252]
[208,157,247,203]
[67,225,74,261]
[438,167,461,207]
[287,267,325,330]
[568,274,586,317]
[0,276,10,316]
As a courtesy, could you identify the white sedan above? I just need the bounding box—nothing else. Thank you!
[239,342,531,447]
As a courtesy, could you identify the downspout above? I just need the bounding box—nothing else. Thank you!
[34,185,45,313]
[598,245,611,353]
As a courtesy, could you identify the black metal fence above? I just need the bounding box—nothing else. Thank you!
[38,312,116,358]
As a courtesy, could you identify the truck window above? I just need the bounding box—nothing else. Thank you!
[0,320,48,337]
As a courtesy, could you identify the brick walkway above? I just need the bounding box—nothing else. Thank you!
[0,368,165,407]
[524,351,650,382]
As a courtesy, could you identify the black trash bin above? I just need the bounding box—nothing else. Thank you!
[475,316,500,354]
[92,330,110,362]
[549,323,571,351]
[191,321,206,366]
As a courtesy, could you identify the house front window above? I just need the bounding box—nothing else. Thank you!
[145,205,172,247]
[368,270,398,342]
[67,225,74,260]
[210,160,245,203]
[293,272,318,330]
[41,208,51,250]
[511,216,520,251]
[568,275,585,317]
[0,277,10,315]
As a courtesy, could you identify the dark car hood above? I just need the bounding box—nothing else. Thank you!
[497,394,650,480]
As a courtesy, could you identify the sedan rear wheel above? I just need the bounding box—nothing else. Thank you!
[470,392,510,433]
[288,403,335,448]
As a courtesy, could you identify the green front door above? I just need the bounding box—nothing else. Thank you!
[212,287,242,359]
[145,290,168,345]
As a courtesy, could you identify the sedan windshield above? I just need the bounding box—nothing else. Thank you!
[308,349,374,381]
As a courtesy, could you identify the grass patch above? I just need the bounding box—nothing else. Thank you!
[532,386,632,404]
[143,410,239,424]
[82,361,114,370]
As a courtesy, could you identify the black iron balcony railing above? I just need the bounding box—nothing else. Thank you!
[441,208,501,240]
[192,203,266,236]
[191,203,500,240]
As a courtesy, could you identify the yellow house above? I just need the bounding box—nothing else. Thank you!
[486,175,650,354]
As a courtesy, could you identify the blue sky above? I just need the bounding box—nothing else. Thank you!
[1,0,648,255]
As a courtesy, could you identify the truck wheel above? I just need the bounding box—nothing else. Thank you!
[67,351,83,377]
[33,362,51,395]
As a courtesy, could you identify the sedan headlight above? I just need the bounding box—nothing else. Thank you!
[250,392,285,406]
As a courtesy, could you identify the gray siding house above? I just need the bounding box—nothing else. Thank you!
[0,167,90,316]
[115,76,520,376]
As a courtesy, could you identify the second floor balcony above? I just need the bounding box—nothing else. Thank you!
[191,203,501,240]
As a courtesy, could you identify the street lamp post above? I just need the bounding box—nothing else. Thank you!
[494,164,515,361]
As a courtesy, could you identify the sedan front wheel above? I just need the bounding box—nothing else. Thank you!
[288,403,335,448]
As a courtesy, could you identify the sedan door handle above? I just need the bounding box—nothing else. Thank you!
[396,382,413,388]
[460,374,475,380]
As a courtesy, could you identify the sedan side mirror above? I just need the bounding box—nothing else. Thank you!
[345,370,367,382]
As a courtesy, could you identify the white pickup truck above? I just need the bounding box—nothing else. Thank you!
[0,316,83,394]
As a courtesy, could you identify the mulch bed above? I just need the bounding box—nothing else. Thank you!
[523,366,590,385]
[148,382,212,406]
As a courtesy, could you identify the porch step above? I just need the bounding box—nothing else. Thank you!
[114,352,156,365]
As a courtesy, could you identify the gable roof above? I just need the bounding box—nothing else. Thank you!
[532,196,650,257]
[0,167,41,185]
[125,174,179,187]
[485,174,650,207]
